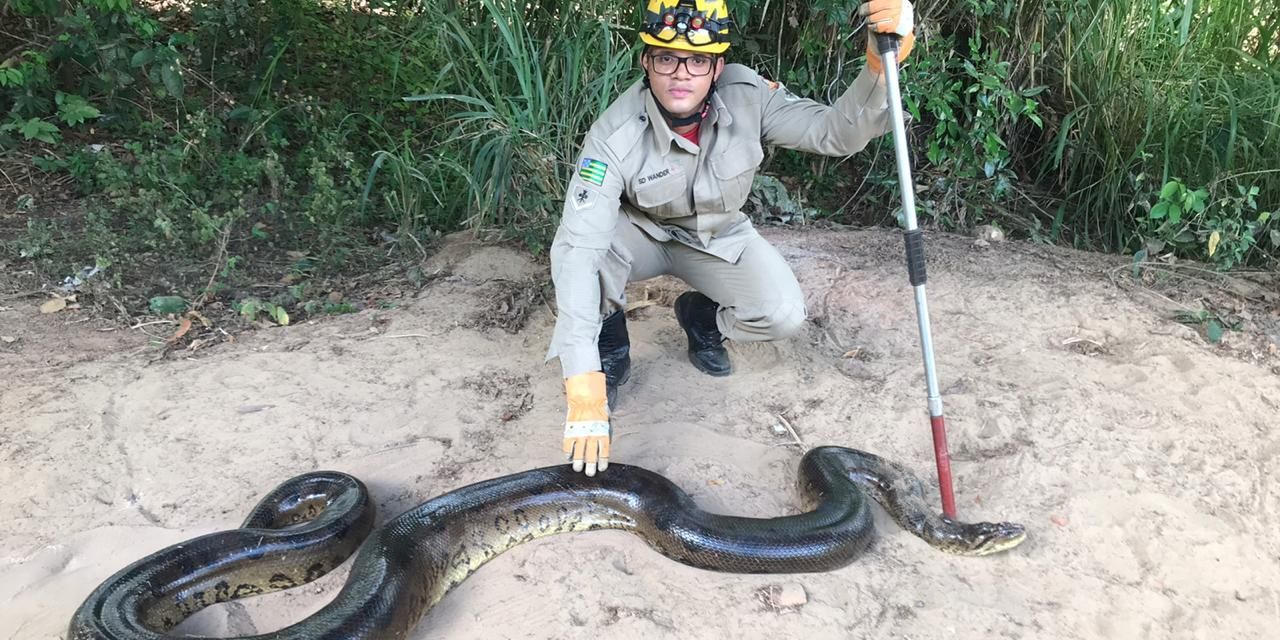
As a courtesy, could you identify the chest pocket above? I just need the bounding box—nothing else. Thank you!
[712,142,764,212]
[632,173,689,220]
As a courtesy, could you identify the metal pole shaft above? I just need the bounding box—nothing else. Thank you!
[877,34,958,519]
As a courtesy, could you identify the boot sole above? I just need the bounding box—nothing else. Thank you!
[688,351,732,377]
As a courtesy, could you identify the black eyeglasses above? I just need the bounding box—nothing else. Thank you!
[647,53,716,76]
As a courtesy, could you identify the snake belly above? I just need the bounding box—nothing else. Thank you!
[68,446,1026,640]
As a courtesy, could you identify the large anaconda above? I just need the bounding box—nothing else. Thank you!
[69,446,1026,639]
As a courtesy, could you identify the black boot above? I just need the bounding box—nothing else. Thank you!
[674,291,731,377]
[598,309,632,409]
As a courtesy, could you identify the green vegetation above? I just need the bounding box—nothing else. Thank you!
[1,0,1275,317]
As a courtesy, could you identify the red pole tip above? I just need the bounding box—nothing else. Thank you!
[930,415,957,519]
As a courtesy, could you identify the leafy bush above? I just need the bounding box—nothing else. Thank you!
[2,0,1275,316]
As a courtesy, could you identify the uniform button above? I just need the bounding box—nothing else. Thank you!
[639,115,647,122]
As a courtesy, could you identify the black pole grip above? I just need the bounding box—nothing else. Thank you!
[876,33,900,57]
[904,229,927,286]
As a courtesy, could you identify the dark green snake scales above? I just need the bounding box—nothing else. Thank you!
[69,446,1026,639]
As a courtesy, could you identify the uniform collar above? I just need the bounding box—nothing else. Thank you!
[709,90,732,128]
[644,88,732,156]
[643,91,676,155]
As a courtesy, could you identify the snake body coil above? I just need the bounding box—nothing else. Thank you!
[69,446,1026,639]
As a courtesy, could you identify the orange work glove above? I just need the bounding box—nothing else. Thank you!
[862,0,916,74]
[563,371,610,476]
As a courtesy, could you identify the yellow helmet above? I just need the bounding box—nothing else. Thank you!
[640,0,733,55]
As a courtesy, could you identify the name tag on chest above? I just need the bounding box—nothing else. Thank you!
[637,167,672,185]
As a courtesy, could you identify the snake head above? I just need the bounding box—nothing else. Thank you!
[954,520,1028,556]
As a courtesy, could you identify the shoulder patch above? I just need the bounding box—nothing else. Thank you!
[579,158,608,186]
[760,75,800,101]
[570,184,599,210]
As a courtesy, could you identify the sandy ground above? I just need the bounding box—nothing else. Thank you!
[2,226,1279,640]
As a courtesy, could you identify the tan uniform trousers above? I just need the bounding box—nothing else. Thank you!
[594,216,806,342]
[547,64,890,377]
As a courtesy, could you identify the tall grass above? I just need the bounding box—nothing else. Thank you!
[400,0,640,251]
[737,0,1278,265]
[1027,0,1280,260]
[9,0,1275,274]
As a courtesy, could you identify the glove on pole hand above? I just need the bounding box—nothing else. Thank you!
[861,0,916,74]
[563,371,610,476]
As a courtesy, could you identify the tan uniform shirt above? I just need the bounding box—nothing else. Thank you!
[549,63,893,378]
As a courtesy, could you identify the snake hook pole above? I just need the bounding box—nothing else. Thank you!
[873,29,958,520]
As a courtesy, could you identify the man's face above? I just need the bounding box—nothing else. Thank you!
[642,47,725,120]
